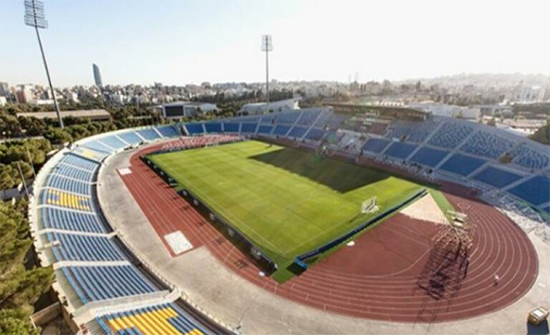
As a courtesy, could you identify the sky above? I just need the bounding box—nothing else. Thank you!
[1,0,549,87]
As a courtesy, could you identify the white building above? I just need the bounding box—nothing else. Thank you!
[408,102,480,120]
[0,96,7,106]
[238,97,300,116]
[162,101,218,119]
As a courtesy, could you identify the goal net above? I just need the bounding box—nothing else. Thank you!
[361,196,379,214]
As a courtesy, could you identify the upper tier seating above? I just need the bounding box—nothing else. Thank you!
[61,265,158,303]
[42,189,92,212]
[48,232,125,262]
[304,128,326,141]
[97,303,206,335]
[362,138,391,153]
[52,163,94,182]
[459,131,515,159]
[509,144,550,170]
[184,123,205,135]
[385,119,439,143]
[118,131,144,145]
[440,153,487,176]
[156,125,180,138]
[273,125,291,136]
[384,142,418,159]
[428,122,474,149]
[41,207,107,233]
[99,136,128,151]
[296,109,321,126]
[45,174,91,196]
[314,111,348,130]
[60,154,99,172]
[288,126,309,139]
[260,113,277,124]
[72,147,108,162]
[222,123,240,133]
[257,125,274,135]
[410,147,449,167]
[83,140,113,153]
[473,166,523,188]
[204,123,222,133]
[508,175,550,206]
[240,123,258,134]
[276,112,300,125]
[136,128,162,141]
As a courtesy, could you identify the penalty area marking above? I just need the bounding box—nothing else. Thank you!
[118,168,132,175]
[164,230,193,255]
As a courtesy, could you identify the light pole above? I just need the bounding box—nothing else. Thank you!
[25,0,64,128]
[261,35,272,114]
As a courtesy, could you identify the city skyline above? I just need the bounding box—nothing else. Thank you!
[1,0,550,87]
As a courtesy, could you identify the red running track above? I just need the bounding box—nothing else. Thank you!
[120,142,538,323]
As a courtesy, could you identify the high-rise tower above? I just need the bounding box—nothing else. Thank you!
[93,63,103,87]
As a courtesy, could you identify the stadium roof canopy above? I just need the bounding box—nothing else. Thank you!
[325,103,431,120]
[17,109,111,120]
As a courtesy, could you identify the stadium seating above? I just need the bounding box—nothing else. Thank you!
[47,232,124,262]
[62,265,158,303]
[222,123,240,133]
[60,154,99,172]
[43,189,92,212]
[260,113,277,124]
[72,147,109,162]
[473,166,523,188]
[509,144,550,170]
[41,207,107,233]
[459,131,515,159]
[314,111,348,130]
[257,125,274,135]
[366,122,389,136]
[184,124,205,135]
[52,164,94,182]
[287,126,309,139]
[83,140,113,153]
[118,131,144,145]
[440,153,487,176]
[508,175,550,206]
[361,138,391,154]
[100,136,128,151]
[97,303,206,335]
[276,112,300,125]
[156,125,180,138]
[384,142,418,159]
[240,123,258,134]
[204,123,223,133]
[273,125,291,136]
[410,147,449,167]
[385,119,439,143]
[304,128,326,141]
[296,109,321,126]
[428,122,474,149]
[46,174,91,196]
[137,128,162,141]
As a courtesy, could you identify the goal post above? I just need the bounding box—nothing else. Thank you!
[361,196,379,214]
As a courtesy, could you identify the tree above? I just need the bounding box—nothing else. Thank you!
[487,117,497,127]
[529,122,550,145]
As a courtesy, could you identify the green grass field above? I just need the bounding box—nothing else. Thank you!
[149,140,424,279]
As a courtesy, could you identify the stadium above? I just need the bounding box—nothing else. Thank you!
[30,105,549,334]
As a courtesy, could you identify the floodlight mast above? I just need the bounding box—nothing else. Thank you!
[261,35,272,114]
[24,0,64,128]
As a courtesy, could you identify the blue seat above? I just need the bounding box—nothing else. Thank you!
[118,131,144,145]
[509,175,550,206]
[184,123,205,135]
[257,125,274,135]
[156,125,180,138]
[287,126,308,139]
[473,166,522,188]
[362,138,391,153]
[204,123,222,133]
[100,136,128,150]
[384,142,417,159]
[136,128,161,141]
[428,122,474,149]
[240,123,257,134]
[273,125,291,135]
[440,153,486,176]
[304,128,326,141]
[222,123,239,133]
[460,131,514,159]
[410,147,449,167]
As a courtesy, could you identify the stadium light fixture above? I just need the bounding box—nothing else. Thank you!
[25,0,64,128]
[261,35,273,114]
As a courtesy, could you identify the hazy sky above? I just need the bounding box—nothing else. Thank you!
[1,0,549,87]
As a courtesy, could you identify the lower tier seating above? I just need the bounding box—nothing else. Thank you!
[473,166,523,188]
[410,147,449,167]
[440,153,487,176]
[508,175,550,206]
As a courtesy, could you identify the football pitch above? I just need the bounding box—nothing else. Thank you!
[149,140,423,276]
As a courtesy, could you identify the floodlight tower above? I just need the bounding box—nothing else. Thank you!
[261,35,273,114]
[25,0,64,128]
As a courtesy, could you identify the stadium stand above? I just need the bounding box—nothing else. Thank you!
[52,163,95,182]
[258,125,274,135]
[100,136,128,151]
[386,119,439,143]
[260,113,277,124]
[47,232,125,262]
[440,153,487,176]
[509,144,550,170]
[304,128,326,141]
[473,166,523,188]
[118,131,144,145]
[83,140,113,153]
[362,138,391,154]
[184,123,205,136]
[459,131,515,159]
[296,109,321,126]
[384,142,418,159]
[410,147,449,167]
[61,265,158,303]
[273,125,291,136]
[276,112,300,125]
[508,175,550,206]
[428,122,474,149]
[45,174,91,196]
[240,123,258,134]
[222,123,240,133]
[156,125,180,138]
[42,189,93,212]
[72,147,109,162]
[97,303,206,335]
[41,207,107,233]
[287,126,309,139]
[204,123,223,134]
[137,128,162,141]
[60,154,99,171]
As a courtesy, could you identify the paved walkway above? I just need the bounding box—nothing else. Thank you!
[98,146,550,335]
